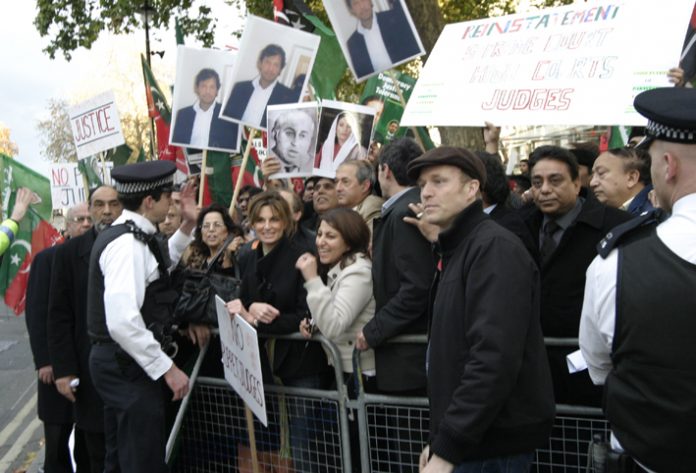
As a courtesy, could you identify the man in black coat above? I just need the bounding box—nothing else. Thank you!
[48,186,123,473]
[344,0,421,79]
[519,145,632,408]
[408,147,554,473]
[221,44,298,129]
[171,68,239,151]
[26,202,92,473]
[356,138,433,472]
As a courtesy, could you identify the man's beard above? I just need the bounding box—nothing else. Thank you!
[94,221,111,233]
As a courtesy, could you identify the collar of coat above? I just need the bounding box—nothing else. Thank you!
[436,199,489,255]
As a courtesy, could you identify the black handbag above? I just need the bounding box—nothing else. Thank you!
[172,235,242,326]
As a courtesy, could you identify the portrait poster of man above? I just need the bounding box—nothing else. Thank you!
[219,16,320,131]
[266,102,320,178]
[323,0,424,82]
[314,100,375,178]
[360,70,417,144]
[170,46,241,153]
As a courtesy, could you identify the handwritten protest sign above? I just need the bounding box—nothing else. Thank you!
[402,1,694,127]
[50,161,113,209]
[68,91,125,160]
[216,296,267,426]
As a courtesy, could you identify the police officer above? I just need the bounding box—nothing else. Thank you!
[87,161,190,472]
[580,87,696,472]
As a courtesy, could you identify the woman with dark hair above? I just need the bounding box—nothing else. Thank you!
[181,203,245,271]
[295,208,375,472]
[226,191,329,471]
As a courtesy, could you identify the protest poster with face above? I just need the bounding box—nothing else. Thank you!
[267,102,320,179]
[314,100,376,178]
[219,16,320,131]
[323,0,424,82]
[170,46,241,153]
[360,71,417,144]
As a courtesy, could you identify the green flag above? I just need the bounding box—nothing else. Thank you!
[106,143,146,166]
[77,157,103,189]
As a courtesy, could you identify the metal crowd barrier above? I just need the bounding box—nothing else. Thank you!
[167,333,609,473]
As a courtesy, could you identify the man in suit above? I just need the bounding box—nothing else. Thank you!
[26,202,92,473]
[47,186,122,473]
[345,0,421,78]
[172,68,239,150]
[221,44,298,129]
[356,138,433,472]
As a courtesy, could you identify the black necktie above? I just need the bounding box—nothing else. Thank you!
[540,220,559,263]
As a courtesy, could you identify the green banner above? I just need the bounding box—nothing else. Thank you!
[360,71,417,144]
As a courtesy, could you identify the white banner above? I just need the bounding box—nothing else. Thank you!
[68,91,125,160]
[215,296,267,426]
[402,1,693,127]
[49,162,113,210]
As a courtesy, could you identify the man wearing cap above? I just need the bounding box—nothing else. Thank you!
[408,147,554,473]
[87,161,194,472]
[580,87,696,472]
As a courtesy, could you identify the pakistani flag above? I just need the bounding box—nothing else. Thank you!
[0,154,63,314]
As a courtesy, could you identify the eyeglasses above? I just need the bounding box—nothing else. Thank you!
[69,216,93,224]
[201,222,225,230]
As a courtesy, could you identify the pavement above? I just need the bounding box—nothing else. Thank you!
[0,309,48,473]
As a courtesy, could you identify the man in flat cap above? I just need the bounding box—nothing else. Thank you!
[87,161,197,472]
[580,87,696,472]
[409,147,554,473]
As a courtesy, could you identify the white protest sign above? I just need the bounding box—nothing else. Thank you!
[402,1,693,127]
[215,296,267,426]
[68,91,125,160]
[49,161,114,210]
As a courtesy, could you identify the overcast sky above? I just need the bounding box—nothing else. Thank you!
[0,1,244,179]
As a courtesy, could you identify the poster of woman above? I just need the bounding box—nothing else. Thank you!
[314,100,376,178]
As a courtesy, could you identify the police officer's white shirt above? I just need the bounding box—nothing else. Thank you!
[357,12,391,74]
[99,209,192,380]
[579,192,696,386]
[241,76,276,127]
[190,100,214,148]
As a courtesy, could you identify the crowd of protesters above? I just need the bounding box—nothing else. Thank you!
[16,77,696,473]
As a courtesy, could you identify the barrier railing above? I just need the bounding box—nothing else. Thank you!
[168,332,609,473]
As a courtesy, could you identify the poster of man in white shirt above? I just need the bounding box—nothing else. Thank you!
[170,46,241,153]
[323,0,424,82]
[219,16,320,131]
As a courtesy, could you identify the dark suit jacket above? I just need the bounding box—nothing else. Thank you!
[25,245,73,424]
[363,187,435,392]
[222,80,298,128]
[172,102,239,150]
[347,6,421,78]
[47,228,104,432]
[518,195,632,406]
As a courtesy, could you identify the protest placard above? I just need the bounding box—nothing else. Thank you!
[50,161,113,209]
[360,71,416,143]
[402,1,694,127]
[215,295,267,426]
[68,91,125,159]
[267,102,320,179]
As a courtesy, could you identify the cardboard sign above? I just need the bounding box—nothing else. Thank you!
[49,161,113,209]
[402,1,694,127]
[215,296,267,426]
[68,91,125,159]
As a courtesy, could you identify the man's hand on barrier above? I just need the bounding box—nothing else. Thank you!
[421,453,454,473]
[249,302,280,325]
[164,364,190,401]
[56,375,77,402]
[187,323,211,347]
[419,446,430,472]
[355,330,370,351]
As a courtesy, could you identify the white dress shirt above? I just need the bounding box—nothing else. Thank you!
[580,193,696,385]
[99,209,192,380]
[242,77,276,127]
[356,12,392,73]
[189,100,215,148]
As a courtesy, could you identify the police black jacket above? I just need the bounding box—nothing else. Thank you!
[428,201,554,464]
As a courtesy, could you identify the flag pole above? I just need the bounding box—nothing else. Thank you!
[229,129,257,219]
[198,149,208,208]
[387,70,425,150]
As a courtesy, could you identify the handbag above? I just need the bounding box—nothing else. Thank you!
[172,235,242,326]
